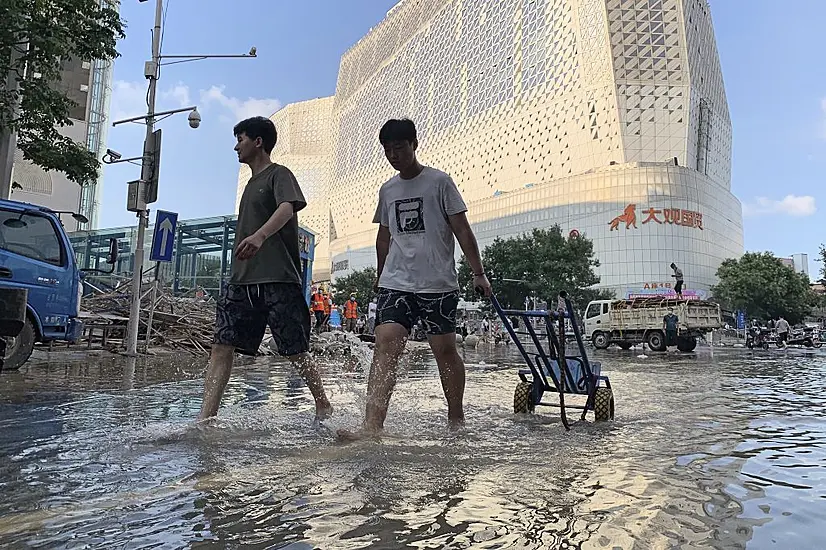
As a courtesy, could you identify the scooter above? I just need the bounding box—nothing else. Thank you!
[746,326,771,350]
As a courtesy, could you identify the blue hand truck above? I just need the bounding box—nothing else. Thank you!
[490,291,614,430]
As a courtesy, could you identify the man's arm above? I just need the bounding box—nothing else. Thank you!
[375,224,391,289]
[236,202,294,260]
[448,212,492,297]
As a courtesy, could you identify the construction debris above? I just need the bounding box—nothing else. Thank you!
[79,283,276,356]
[79,283,366,361]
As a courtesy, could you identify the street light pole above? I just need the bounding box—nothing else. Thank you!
[0,42,27,199]
[124,0,163,356]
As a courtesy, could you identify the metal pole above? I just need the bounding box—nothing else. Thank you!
[144,264,160,354]
[125,0,162,356]
[0,42,26,199]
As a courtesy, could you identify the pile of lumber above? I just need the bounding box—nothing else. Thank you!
[81,283,275,356]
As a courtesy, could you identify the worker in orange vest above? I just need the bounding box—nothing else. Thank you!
[311,287,325,333]
[344,293,359,332]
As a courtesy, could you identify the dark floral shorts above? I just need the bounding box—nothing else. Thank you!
[376,288,459,335]
[213,283,310,356]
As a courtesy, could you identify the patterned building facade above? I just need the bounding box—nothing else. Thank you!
[239,0,743,296]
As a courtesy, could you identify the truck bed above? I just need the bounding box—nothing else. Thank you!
[609,298,721,333]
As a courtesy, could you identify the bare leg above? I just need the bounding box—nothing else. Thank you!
[198,343,235,421]
[337,322,408,440]
[428,333,466,428]
[287,352,333,419]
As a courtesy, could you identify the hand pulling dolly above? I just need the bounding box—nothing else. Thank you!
[489,291,615,430]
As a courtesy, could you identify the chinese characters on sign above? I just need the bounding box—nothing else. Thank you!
[331,259,349,273]
[610,204,703,231]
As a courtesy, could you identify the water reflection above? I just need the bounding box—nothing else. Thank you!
[0,346,823,548]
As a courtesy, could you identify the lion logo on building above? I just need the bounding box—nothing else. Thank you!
[609,204,637,231]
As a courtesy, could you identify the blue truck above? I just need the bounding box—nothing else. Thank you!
[0,199,117,370]
[1,199,317,370]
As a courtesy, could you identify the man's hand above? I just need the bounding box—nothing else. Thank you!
[473,274,492,297]
[235,231,266,260]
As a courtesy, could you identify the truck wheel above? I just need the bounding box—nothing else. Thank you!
[646,330,667,352]
[594,387,614,421]
[592,331,610,350]
[2,317,35,370]
[513,381,534,414]
[676,336,697,352]
[617,342,632,350]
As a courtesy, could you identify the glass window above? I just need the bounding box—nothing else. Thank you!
[585,303,601,319]
[0,209,65,266]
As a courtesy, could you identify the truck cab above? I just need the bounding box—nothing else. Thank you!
[0,199,114,369]
[584,300,612,340]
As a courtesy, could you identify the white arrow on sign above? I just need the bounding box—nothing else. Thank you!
[158,217,174,255]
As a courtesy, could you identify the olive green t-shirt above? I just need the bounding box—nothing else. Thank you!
[231,163,306,285]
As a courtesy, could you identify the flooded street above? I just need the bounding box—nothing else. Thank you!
[1,344,824,549]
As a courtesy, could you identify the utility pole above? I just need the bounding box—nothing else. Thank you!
[108,0,255,356]
[124,0,163,356]
[0,43,26,199]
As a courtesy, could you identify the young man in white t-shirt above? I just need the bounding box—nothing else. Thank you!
[339,119,491,439]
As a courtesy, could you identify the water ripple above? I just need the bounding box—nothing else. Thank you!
[0,347,824,548]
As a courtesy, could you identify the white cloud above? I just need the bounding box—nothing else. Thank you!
[200,85,282,121]
[162,82,191,108]
[110,80,148,121]
[742,195,817,217]
[110,80,281,129]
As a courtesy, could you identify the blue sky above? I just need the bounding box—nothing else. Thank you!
[101,0,825,279]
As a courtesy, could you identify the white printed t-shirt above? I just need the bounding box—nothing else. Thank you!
[373,166,467,293]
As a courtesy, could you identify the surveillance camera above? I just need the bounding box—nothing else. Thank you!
[105,148,122,161]
[188,108,201,129]
[249,46,257,56]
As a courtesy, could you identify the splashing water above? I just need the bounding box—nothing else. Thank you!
[0,346,824,548]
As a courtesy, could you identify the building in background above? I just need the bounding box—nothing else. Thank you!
[10,17,115,231]
[791,253,809,278]
[240,0,744,295]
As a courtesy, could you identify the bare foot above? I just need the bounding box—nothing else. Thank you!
[315,404,333,421]
[448,417,465,431]
[336,427,381,443]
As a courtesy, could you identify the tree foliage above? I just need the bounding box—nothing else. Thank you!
[819,244,826,283]
[332,267,377,308]
[1,0,125,186]
[711,252,818,325]
[458,226,613,312]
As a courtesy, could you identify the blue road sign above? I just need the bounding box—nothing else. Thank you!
[736,310,746,330]
[150,210,178,263]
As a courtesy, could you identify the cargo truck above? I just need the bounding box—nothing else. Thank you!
[584,297,722,352]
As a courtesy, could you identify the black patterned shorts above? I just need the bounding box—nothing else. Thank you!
[376,288,459,335]
[213,283,310,356]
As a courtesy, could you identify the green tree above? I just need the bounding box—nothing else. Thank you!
[458,226,613,312]
[1,0,125,187]
[711,252,818,325]
[819,244,826,282]
[332,267,377,309]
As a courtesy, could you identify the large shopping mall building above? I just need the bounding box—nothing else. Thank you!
[237,0,743,299]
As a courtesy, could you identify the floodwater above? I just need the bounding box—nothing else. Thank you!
[0,343,824,549]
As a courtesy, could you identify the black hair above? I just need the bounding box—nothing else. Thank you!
[670,263,677,268]
[379,118,417,145]
[233,116,277,154]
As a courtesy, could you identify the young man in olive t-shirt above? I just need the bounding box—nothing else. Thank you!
[198,116,332,422]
